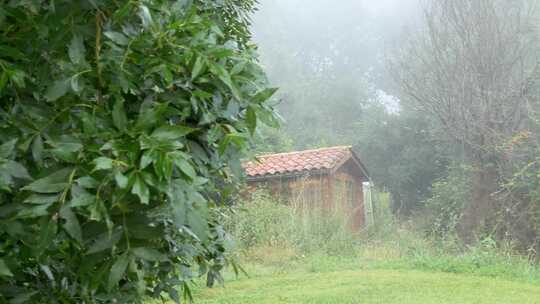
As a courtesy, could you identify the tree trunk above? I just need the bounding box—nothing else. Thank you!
[457,158,500,243]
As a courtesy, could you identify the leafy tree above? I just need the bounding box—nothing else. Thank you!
[0,1,277,303]
[393,0,539,241]
[354,101,450,216]
[251,124,294,154]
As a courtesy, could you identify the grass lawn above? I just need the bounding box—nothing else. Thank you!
[195,268,540,304]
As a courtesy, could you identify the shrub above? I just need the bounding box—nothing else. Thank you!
[423,165,473,239]
[0,1,278,303]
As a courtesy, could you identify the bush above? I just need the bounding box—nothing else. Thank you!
[422,165,473,239]
[0,1,278,303]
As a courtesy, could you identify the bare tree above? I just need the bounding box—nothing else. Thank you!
[393,0,539,241]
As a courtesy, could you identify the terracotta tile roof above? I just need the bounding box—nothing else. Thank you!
[243,146,353,178]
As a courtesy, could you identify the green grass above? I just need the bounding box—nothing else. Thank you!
[185,192,540,303]
[195,267,540,304]
[186,246,540,304]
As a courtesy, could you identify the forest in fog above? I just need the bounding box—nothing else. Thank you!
[251,0,540,251]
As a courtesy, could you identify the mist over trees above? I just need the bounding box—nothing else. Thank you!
[251,0,540,251]
[250,0,441,213]
[251,0,419,148]
[395,0,540,247]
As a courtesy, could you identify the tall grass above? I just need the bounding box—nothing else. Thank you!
[223,190,358,259]
[221,189,540,283]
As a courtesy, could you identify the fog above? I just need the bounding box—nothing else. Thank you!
[250,0,421,148]
[252,1,420,96]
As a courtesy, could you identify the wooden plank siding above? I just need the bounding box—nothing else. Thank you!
[246,161,366,231]
[243,146,370,231]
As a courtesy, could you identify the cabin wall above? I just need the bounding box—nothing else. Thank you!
[331,161,366,230]
[245,161,367,230]
[246,173,328,209]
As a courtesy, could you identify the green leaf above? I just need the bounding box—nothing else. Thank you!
[24,194,59,205]
[0,138,17,158]
[114,170,128,189]
[60,205,82,243]
[175,159,196,180]
[10,69,26,88]
[210,63,241,100]
[135,102,168,130]
[87,229,123,254]
[32,135,44,164]
[191,56,205,80]
[104,31,129,45]
[70,75,82,93]
[131,174,149,204]
[187,201,208,242]
[253,88,278,103]
[76,176,98,189]
[168,182,187,227]
[68,35,86,65]
[0,45,25,60]
[186,213,208,242]
[89,200,107,222]
[50,141,83,162]
[140,151,154,169]
[70,190,95,207]
[35,216,57,256]
[21,168,72,193]
[108,253,130,291]
[0,259,13,277]
[45,79,70,101]
[228,157,243,179]
[8,292,38,304]
[132,247,167,262]
[246,106,257,135]
[94,157,114,170]
[40,264,54,282]
[1,160,32,180]
[151,125,197,141]
[16,203,53,218]
[138,5,153,29]
[112,98,128,131]
[231,61,246,75]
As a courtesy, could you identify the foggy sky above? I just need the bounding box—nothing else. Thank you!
[251,0,420,99]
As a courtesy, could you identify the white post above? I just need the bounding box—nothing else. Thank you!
[363,182,374,227]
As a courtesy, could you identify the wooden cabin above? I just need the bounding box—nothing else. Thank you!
[243,146,371,230]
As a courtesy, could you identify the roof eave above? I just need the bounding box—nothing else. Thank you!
[246,168,330,182]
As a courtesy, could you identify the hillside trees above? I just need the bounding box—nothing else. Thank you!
[354,102,450,216]
[0,0,277,303]
[251,0,381,148]
[394,0,540,244]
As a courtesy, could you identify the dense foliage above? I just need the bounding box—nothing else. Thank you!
[395,0,540,248]
[0,1,278,303]
[353,103,450,216]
